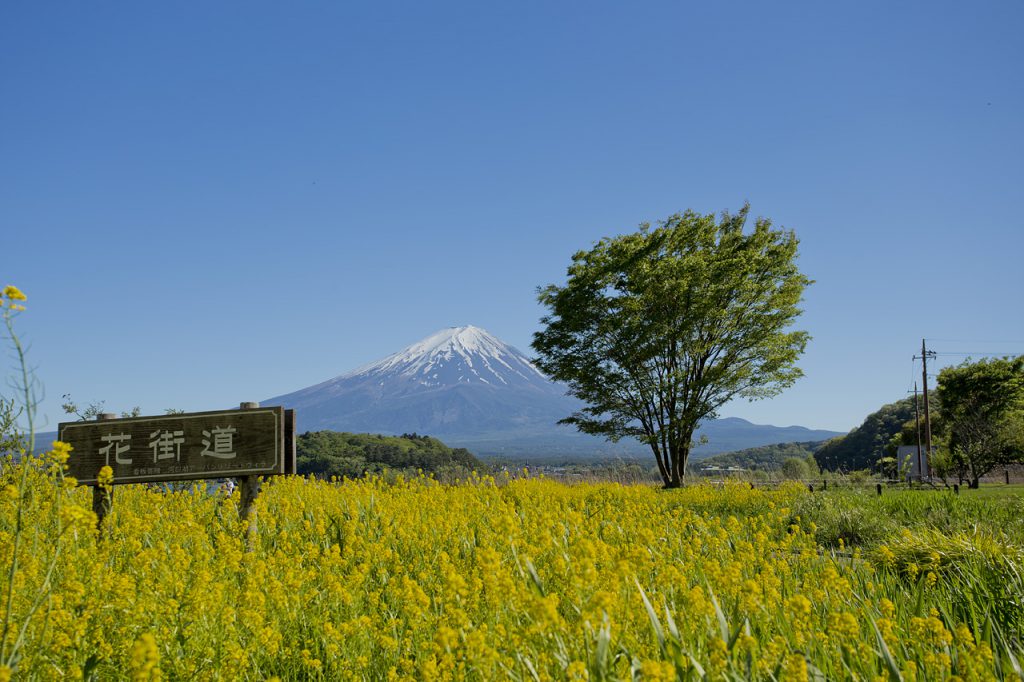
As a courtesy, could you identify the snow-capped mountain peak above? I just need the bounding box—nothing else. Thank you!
[264,325,844,455]
[345,325,547,389]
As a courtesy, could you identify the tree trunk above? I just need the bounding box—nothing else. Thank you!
[967,458,981,489]
[664,430,692,489]
[648,441,670,487]
[666,442,682,488]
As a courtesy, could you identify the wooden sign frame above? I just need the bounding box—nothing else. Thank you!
[59,406,293,485]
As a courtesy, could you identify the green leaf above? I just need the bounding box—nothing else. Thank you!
[524,559,545,597]
[869,615,903,682]
[707,583,730,643]
[635,580,665,654]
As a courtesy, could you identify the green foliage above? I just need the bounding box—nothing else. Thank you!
[875,526,1024,637]
[797,487,1024,640]
[816,396,926,472]
[938,357,1024,488]
[533,205,811,488]
[0,398,23,459]
[846,469,872,485]
[296,431,484,481]
[792,491,891,547]
[59,393,140,421]
[699,440,824,472]
[1000,410,1024,456]
[781,456,812,480]
[874,456,906,480]
[887,409,940,454]
[928,445,958,484]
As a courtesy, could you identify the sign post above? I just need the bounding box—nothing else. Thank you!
[237,402,262,531]
[90,412,118,530]
[59,404,295,535]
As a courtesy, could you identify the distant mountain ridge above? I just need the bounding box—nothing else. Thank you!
[265,326,843,458]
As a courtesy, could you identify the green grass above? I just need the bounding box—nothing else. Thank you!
[793,485,1024,550]
[960,483,1024,499]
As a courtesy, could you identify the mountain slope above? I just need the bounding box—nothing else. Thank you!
[267,326,580,436]
[265,326,842,458]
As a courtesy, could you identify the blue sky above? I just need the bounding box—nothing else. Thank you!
[2,1,1022,434]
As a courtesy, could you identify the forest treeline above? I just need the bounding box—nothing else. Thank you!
[699,441,823,472]
[297,431,484,480]
[814,396,920,471]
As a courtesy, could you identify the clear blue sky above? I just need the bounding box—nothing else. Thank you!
[3,1,1022,434]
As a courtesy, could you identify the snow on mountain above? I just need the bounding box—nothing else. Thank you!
[343,326,549,391]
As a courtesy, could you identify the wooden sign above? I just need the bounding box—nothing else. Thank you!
[59,406,293,485]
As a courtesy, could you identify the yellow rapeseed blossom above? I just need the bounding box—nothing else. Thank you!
[1,284,26,311]
[2,285,26,301]
[130,633,161,681]
[780,653,809,682]
[48,440,73,467]
[0,463,1013,679]
[639,659,675,681]
[96,465,114,490]
[566,660,589,680]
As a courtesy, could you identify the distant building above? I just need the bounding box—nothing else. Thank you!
[897,445,933,480]
[699,465,747,474]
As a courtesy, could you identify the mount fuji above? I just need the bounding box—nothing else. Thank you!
[265,326,578,438]
[265,326,842,458]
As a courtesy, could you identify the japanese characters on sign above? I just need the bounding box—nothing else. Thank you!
[59,407,291,485]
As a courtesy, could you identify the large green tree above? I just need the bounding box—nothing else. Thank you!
[532,205,811,488]
[937,356,1024,488]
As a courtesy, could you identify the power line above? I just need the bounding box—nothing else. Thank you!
[932,351,1023,357]
[926,338,1024,344]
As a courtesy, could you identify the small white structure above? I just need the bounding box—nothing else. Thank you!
[898,445,933,480]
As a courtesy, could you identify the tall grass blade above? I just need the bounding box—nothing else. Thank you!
[635,580,665,654]
[707,583,729,643]
[869,615,903,682]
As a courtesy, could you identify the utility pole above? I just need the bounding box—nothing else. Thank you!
[913,382,923,482]
[920,339,936,479]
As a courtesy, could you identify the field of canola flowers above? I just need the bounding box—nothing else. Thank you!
[1,440,1023,681]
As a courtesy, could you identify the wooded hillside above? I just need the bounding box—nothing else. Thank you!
[815,397,921,471]
[297,431,484,479]
[699,440,824,471]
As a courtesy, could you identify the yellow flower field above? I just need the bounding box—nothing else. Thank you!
[1,447,1021,681]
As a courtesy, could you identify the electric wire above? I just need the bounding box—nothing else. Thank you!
[926,338,1024,345]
